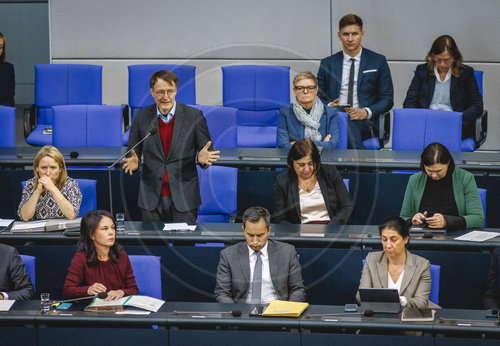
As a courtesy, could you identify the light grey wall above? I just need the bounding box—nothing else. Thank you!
[49,0,500,149]
[0,1,49,104]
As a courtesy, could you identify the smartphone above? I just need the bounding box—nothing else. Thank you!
[344,304,358,312]
[485,309,499,318]
[340,104,351,111]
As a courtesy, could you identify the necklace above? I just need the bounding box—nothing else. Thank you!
[299,179,316,192]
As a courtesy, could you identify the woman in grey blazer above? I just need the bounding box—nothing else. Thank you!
[357,216,438,309]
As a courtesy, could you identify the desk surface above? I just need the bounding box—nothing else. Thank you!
[3,147,500,172]
[1,222,499,250]
[4,301,500,337]
[217,148,500,172]
[0,146,126,167]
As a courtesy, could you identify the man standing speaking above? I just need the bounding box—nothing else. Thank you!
[123,70,219,222]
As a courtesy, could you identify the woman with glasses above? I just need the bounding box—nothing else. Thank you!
[403,35,483,140]
[277,71,339,149]
[400,142,484,231]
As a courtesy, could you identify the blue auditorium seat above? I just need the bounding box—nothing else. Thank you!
[222,65,290,147]
[52,105,122,147]
[19,254,36,291]
[392,108,463,152]
[128,255,162,299]
[191,105,238,148]
[22,178,96,217]
[197,166,237,222]
[25,64,103,146]
[429,264,440,305]
[0,106,15,147]
[125,64,196,145]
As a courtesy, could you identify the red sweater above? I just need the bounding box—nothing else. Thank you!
[62,250,138,299]
[159,116,175,196]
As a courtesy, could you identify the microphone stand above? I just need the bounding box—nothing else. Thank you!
[108,131,154,215]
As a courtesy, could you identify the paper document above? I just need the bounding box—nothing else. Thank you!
[88,295,165,312]
[0,300,16,311]
[163,223,197,231]
[262,300,309,317]
[116,309,151,315]
[454,231,500,242]
[0,219,14,227]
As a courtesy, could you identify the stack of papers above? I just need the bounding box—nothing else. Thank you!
[262,300,309,317]
[85,295,165,313]
[10,218,82,233]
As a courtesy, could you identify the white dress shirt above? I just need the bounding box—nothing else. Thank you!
[388,270,408,307]
[246,242,278,304]
[337,47,372,118]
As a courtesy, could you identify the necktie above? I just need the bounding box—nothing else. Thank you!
[347,58,355,107]
[251,251,262,304]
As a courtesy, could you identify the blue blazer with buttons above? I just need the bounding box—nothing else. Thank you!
[403,64,483,126]
[317,47,394,128]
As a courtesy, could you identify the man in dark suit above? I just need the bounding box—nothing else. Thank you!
[123,70,220,222]
[0,243,34,301]
[214,206,305,304]
[317,14,394,149]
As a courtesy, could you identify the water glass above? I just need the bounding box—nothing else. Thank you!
[40,293,50,314]
[116,213,125,232]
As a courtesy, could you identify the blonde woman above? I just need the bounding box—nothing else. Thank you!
[18,145,82,221]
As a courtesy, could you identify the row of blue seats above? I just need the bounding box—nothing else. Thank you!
[1,64,486,151]
[0,103,484,153]
[20,254,441,304]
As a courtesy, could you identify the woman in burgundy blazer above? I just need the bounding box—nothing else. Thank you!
[63,210,138,300]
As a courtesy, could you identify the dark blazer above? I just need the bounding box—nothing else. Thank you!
[214,239,306,303]
[0,62,15,106]
[273,165,353,224]
[317,48,394,125]
[403,64,483,126]
[277,104,339,149]
[484,247,500,309]
[357,250,439,309]
[127,103,212,212]
[0,243,34,300]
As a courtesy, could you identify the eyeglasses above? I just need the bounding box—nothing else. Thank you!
[294,85,317,93]
[154,89,177,97]
[433,57,453,64]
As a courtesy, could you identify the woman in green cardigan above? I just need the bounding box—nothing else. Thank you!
[400,142,484,230]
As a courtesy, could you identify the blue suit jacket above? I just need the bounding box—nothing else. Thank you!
[317,48,394,125]
[277,104,339,149]
[403,64,483,125]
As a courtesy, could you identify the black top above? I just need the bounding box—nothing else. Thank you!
[0,62,15,106]
[419,170,466,230]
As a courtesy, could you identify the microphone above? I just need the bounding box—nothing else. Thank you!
[306,309,374,318]
[173,309,242,317]
[108,127,157,214]
[69,151,79,159]
[51,292,108,307]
